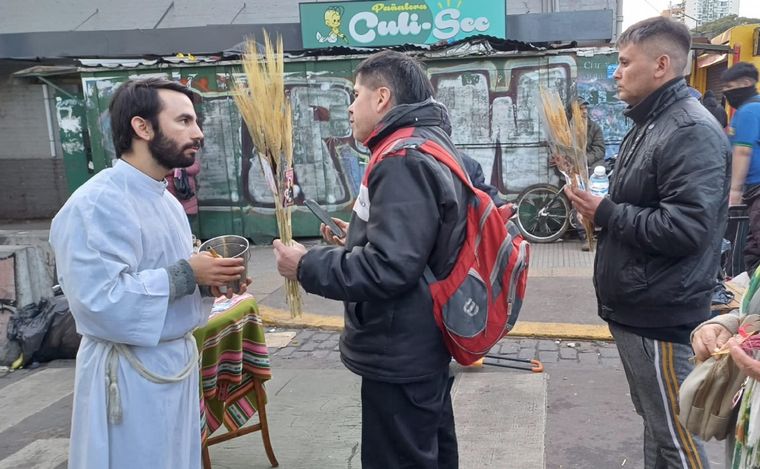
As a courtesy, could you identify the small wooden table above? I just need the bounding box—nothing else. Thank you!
[194,295,279,468]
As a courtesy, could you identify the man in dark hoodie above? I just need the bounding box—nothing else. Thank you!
[565,17,730,468]
[459,152,504,206]
[273,50,466,468]
[701,89,728,128]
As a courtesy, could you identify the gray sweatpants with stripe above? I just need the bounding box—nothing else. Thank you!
[610,322,710,469]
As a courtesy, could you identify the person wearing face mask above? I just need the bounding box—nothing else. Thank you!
[723,62,760,274]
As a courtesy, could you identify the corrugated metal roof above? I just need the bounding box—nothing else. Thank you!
[9,32,547,77]
[11,65,79,77]
[63,35,542,69]
[267,35,541,58]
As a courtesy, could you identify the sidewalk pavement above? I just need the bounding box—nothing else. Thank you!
[200,329,726,469]
[249,238,612,341]
[0,223,729,468]
[197,239,727,467]
[0,329,727,469]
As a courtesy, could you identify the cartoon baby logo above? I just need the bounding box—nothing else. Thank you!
[316,6,349,44]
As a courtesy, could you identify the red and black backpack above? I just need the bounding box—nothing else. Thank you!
[368,128,531,365]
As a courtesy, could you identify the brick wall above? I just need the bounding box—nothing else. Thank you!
[0,62,68,219]
[0,63,62,160]
[0,158,67,219]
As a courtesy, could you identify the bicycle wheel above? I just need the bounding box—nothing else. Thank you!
[515,184,571,243]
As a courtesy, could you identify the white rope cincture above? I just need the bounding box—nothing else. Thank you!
[104,332,198,424]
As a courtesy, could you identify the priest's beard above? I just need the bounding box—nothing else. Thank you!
[149,128,199,169]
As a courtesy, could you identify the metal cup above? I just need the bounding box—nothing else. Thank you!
[198,235,250,294]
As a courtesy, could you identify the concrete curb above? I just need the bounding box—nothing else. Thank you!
[258,305,614,341]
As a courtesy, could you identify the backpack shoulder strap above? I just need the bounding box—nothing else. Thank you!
[367,128,477,194]
[418,140,475,193]
[362,127,417,185]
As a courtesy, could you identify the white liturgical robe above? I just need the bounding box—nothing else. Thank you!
[50,159,212,469]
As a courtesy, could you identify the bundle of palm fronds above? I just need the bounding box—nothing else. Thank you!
[233,34,302,317]
[538,87,594,250]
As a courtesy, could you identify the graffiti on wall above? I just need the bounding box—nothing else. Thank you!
[575,54,628,159]
[430,56,576,192]
[73,51,628,238]
[80,72,369,213]
[428,53,628,193]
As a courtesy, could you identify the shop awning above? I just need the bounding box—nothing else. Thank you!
[697,53,728,69]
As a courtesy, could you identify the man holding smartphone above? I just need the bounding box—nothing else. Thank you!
[274,50,468,469]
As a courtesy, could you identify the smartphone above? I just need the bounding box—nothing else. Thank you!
[304,198,346,238]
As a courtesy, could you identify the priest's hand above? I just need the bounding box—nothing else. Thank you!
[691,324,732,362]
[189,252,246,287]
[273,239,307,281]
[211,278,252,299]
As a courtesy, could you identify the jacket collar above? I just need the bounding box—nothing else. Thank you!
[364,98,451,151]
[624,77,689,125]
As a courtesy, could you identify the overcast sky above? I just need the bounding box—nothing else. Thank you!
[622,0,760,29]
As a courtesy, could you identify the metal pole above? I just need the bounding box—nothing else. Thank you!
[42,84,56,158]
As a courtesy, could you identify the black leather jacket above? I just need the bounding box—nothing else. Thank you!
[298,99,468,382]
[593,78,731,329]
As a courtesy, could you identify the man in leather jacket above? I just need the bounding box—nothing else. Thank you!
[273,50,467,468]
[566,17,730,468]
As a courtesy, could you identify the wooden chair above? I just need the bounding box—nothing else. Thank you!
[201,378,279,468]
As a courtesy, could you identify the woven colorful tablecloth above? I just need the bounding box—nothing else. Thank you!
[194,294,271,442]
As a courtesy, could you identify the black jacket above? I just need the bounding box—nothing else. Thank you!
[593,78,731,329]
[702,92,728,128]
[298,100,468,383]
[460,152,504,206]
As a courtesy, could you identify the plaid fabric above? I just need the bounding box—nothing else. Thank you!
[194,295,271,442]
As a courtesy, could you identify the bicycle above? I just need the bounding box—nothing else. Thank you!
[514,157,615,243]
[514,183,574,243]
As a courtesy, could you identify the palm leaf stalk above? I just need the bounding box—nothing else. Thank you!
[538,87,594,250]
[232,34,302,317]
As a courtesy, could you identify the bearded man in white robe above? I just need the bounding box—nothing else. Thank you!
[50,78,248,469]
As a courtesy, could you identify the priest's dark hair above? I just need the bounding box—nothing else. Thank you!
[109,78,197,158]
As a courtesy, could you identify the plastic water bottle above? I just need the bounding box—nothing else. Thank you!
[589,166,609,198]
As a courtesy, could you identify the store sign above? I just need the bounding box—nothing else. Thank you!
[299,0,507,49]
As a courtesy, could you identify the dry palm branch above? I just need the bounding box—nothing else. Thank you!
[538,88,594,250]
[233,34,302,317]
